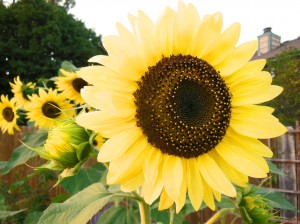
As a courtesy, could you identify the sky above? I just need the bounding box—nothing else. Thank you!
[70,0,300,45]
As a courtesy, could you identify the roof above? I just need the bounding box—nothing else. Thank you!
[252,36,300,59]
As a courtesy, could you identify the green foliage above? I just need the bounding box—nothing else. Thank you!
[0,0,106,96]
[38,183,114,224]
[60,162,106,194]
[0,129,48,175]
[265,49,300,125]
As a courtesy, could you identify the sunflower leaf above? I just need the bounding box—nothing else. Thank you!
[0,130,47,175]
[96,205,139,224]
[0,209,27,219]
[38,183,113,224]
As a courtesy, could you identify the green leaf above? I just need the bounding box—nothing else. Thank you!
[256,187,297,211]
[0,161,7,170]
[60,162,106,194]
[1,130,48,175]
[267,160,284,176]
[216,195,236,208]
[60,61,78,72]
[38,183,113,224]
[0,209,27,219]
[24,211,43,224]
[97,205,140,224]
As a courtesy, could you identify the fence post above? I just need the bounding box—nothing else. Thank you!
[295,120,300,222]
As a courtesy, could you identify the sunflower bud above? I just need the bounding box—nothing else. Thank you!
[238,185,280,224]
[32,119,95,185]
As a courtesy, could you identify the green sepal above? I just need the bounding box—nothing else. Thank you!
[240,206,253,224]
[54,158,88,187]
[75,142,92,161]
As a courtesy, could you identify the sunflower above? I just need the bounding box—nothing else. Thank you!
[10,76,36,108]
[55,69,88,105]
[92,132,104,150]
[25,88,75,129]
[0,95,20,135]
[76,3,286,213]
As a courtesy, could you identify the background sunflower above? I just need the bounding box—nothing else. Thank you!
[25,88,75,129]
[0,95,20,135]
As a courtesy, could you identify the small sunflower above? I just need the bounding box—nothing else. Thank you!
[92,132,104,150]
[0,95,20,135]
[76,3,286,213]
[10,76,36,108]
[55,69,88,105]
[25,88,75,129]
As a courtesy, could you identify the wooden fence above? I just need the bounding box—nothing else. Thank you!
[1,125,299,223]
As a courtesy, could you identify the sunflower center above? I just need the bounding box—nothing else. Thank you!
[42,101,61,118]
[134,54,231,158]
[72,78,88,93]
[2,107,14,122]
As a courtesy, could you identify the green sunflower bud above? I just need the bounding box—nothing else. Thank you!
[31,119,95,186]
[238,185,280,224]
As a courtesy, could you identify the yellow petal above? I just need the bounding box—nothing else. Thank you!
[231,105,287,138]
[232,85,283,106]
[224,59,266,84]
[162,155,183,202]
[191,13,223,58]
[202,22,240,65]
[209,150,248,187]
[197,154,236,197]
[216,134,270,178]
[187,158,203,210]
[120,172,144,192]
[143,147,162,184]
[156,7,176,57]
[143,167,163,204]
[175,159,187,213]
[215,40,258,76]
[76,111,135,138]
[173,2,201,54]
[201,178,216,210]
[81,86,135,117]
[159,189,174,211]
[97,127,142,162]
[77,66,137,92]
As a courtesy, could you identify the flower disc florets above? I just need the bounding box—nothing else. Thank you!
[134,54,231,158]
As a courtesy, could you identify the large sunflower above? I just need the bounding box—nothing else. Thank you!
[25,88,75,129]
[10,76,36,108]
[55,69,88,105]
[76,3,286,212]
[0,95,20,135]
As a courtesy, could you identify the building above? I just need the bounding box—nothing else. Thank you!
[252,27,300,60]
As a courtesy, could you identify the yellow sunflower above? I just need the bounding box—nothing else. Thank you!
[10,76,36,108]
[25,88,75,129]
[55,69,88,105]
[0,95,20,135]
[76,3,286,213]
[92,132,104,150]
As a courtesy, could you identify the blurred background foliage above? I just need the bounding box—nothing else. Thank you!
[0,0,107,96]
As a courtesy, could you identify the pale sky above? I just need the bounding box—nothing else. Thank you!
[70,0,300,45]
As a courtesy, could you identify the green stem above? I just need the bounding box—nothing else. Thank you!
[205,208,235,224]
[138,200,151,224]
[169,205,175,224]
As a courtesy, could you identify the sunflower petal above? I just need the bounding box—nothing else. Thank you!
[231,105,287,138]
[197,154,236,197]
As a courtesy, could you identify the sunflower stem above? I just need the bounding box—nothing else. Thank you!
[169,205,175,224]
[205,208,235,224]
[138,200,151,224]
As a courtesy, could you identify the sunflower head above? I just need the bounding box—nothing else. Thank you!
[76,2,286,213]
[92,132,105,150]
[10,76,36,108]
[0,95,20,135]
[24,88,75,129]
[55,69,88,105]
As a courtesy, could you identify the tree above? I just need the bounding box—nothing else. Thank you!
[0,0,107,96]
[265,49,300,126]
